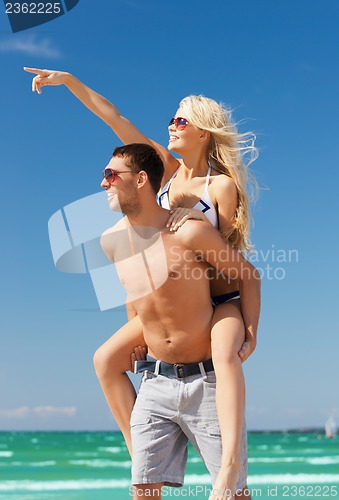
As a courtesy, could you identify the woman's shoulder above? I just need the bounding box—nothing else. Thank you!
[160,159,182,187]
[210,172,237,201]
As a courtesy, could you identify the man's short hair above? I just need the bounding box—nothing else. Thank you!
[112,143,164,194]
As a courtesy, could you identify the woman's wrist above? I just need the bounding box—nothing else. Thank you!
[63,72,75,87]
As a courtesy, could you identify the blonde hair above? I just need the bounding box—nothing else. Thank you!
[179,95,259,253]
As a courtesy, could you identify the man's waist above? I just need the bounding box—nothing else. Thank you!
[134,358,214,379]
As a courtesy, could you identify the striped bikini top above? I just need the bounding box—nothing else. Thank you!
[158,165,218,228]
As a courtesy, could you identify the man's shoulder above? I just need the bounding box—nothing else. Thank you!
[101,216,127,238]
[100,216,128,261]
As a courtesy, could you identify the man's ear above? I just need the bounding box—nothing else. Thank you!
[137,170,148,188]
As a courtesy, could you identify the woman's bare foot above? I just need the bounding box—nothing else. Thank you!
[209,462,240,500]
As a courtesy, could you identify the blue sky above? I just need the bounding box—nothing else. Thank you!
[0,0,338,432]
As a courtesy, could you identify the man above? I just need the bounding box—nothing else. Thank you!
[100,144,260,500]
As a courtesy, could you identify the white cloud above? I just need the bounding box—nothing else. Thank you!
[320,407,339,418]
[33,406,77,417]
[0,406,30,418]
[0,35,60,57]
[282,408,304,417]
[247,405,269,415]
[0,406,76,418]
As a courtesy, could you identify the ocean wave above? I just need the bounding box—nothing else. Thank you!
[248,457,303,463]
[1,474,339,492]
[306,456,339,465]
[30,461,57,467]
[186,473,339,485]
[187,457,202,463]
[69,459,131,468]
[0,461,56,467]
[0,479,131,492]
[185,474,211,484]
[0,451,13,457]
[248,455,339,464]
[248,474,339,485]
[74,452,99,457]
[302,447,326,454]
[97,446,124,453]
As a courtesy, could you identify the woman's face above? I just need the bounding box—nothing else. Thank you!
[167,108,203,154]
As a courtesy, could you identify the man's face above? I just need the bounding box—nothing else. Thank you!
[101,155,140,214]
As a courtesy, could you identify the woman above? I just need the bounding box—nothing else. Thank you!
[25,67,260,499]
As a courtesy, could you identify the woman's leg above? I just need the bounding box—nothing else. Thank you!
[93,315,145,456]
[209,300,246,500]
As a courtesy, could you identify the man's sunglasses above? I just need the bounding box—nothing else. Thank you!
[102,168,132,183]
[169,117,189,130]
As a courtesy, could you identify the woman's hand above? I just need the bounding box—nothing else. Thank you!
[130,345,147,372]
[24,67,70,94]
[166,207,208,232]
[238,338,256,363]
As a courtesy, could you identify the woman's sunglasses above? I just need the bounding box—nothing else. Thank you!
[102,168,132,183]
[169,117,189,130]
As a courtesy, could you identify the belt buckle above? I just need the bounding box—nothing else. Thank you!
[174,363,185,379]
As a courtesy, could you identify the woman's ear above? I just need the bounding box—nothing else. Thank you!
[199,131,210,142]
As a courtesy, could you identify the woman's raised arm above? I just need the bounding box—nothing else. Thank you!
[24,67,178,174]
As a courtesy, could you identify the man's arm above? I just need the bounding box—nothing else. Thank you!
[178,221,261,361]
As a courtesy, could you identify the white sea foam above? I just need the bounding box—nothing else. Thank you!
[248,474,339,485]
[103,435,118,441]
[97,446,123,453]
[30,461,57,467]
[248,455,339,464]
[187,457,202,463]
[69,459,131,468]
[0,460,56,468]
[74,451,99,457]
[302,447,325,454]
[306,456,339,465]
[1,474,339,492]
[185,474,211,484]
[0,451,13,457]
[186,473,339,486]
[0,479,131,492]
[248,457,303,463]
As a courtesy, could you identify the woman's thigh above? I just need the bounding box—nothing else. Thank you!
[96,315,145,372]
[211,300,245,360]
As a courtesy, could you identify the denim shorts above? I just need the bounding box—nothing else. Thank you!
[130,367,247,489]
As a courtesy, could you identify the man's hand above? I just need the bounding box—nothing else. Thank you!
[130,345,147,372]
[238,339,256,363]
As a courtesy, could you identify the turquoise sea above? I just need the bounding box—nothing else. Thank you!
[0,431,338,499]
